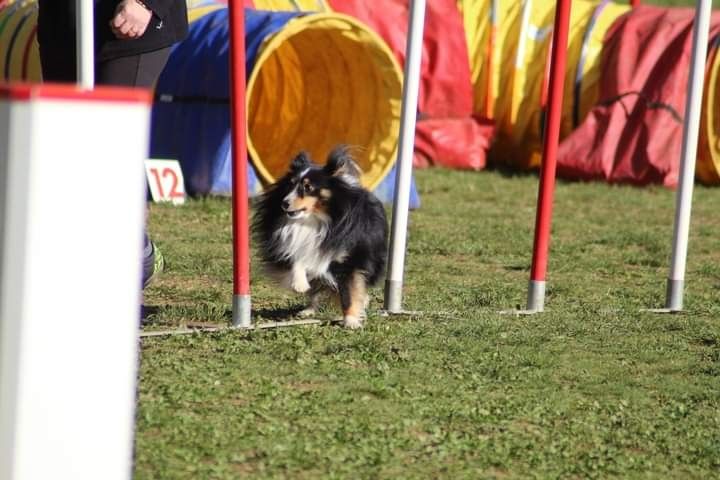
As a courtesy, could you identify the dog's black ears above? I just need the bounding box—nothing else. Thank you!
[324,146,361,181]
[290,151,312,173]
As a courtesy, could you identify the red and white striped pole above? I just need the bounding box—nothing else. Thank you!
[229,0,251,327]
[526,0,572,312]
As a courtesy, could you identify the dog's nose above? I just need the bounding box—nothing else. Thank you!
[282,199,290,211]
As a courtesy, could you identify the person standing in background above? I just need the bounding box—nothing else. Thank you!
[36,0,189,288]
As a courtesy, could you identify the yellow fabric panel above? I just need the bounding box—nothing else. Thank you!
[505,0,553,143]
[246,13,402,190]
[0,0,40,82]
[251,0,329,12]
[489,0,522,123]
[697,44,720,184]
[560,0,608,139]
[457,0,491,116]
[490,0,550,168]
[187,4,225,23]
[487,0,628,168]
[185,0,219,7]
[575,2,630,132]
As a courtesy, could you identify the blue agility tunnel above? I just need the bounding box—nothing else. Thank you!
[150,7,420,207]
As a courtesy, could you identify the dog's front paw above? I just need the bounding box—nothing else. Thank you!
[342,315,363,329]
[291,276,311,293]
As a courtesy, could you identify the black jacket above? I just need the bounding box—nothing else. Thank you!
[37,0,188,61]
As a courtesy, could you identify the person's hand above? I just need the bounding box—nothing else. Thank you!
[110,0,153,40]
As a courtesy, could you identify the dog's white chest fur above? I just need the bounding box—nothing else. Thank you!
[272,217,340,287]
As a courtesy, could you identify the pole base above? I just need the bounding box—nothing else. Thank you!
[498,308,542,316]
[665,278,684,312]
[639,279,684,314]
[379,309,424,317]
[526,280,546,312]
[639,308,684,314]
[232,294,252,328]
[384,279,403,314]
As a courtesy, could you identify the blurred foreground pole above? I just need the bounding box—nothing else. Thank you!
[384,0,427,313]
[0,84,150,480]
[229,1,251,327]
[663,0,712,311]
[525,0,572,312]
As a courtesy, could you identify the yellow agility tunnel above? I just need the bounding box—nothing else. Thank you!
[245,13,402,190]
[458,0,720,182]
[185,1,402,190]
[458,0,631,168]
[698,39,720,184]
[150,7,403,195]
[249,0,329,11]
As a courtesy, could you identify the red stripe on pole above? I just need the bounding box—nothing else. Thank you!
[529,0,572,282]
[229,1,250,296]
[630,0,641,7]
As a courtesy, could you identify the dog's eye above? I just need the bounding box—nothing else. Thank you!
[303,183,314,193]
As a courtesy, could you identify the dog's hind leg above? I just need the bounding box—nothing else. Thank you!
[338,272,367,329]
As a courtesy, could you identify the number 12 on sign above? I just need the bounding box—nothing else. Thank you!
[145,159,186,205]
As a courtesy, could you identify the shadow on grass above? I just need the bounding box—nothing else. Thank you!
[140,305,161,324]
[486,157,596,188]
[504,264,530,272]
[485,160,540,180]
[252,305,306,322]
[141,302,318,328]
[140,303,230,328]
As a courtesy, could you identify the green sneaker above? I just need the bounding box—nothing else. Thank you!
[143,242,165,288]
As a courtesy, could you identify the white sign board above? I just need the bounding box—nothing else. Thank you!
[145,158,186,205]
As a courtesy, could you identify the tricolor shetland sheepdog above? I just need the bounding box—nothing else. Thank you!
[253,147,388,329]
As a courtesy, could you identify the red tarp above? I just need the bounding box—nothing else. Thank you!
[557,6,720,187]
[327,0,495,170]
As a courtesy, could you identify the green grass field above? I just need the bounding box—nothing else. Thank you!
[135,0,719,478]
[139,167,720,479]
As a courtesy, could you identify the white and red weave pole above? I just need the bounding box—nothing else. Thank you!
[75,0,94,89]
[384,0,427,313]
[229,0,251,327]
[664,0,712,311]
[525,0,572,312]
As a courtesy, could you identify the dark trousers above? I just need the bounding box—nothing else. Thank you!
[38,42,171,88]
